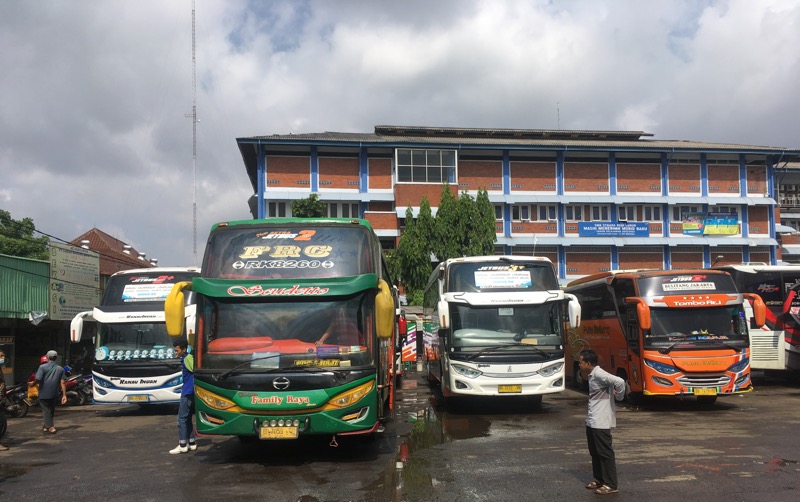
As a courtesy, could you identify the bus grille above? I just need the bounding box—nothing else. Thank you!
[750,332,780,362]
[676,374,731,387]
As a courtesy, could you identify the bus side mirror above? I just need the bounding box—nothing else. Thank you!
[70,311,93,343]
[165,281,193,337]
[566,293,581,328]
[376,279,394,339]
[626,298,651,331]
[743,293,766,328]
[438,300,449,329]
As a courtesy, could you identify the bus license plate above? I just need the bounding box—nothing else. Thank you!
[694,388,717,396]
[259,426,299,440]
[498,385,522,393]
[128,395,149,402]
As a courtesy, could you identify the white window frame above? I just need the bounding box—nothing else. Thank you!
[512,205,531,221]
[641,205,662,222]
[396,148,457,184]
[590,205,610,221]
[268,202,289,218]
[618,205,636,222]
[538,205,557,222]
[565,205,584,222]
[671,205,701,222]
[327,202,360,219]
[494,204,504,221]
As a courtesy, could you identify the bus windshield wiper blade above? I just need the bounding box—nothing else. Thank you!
[214,354,282,381]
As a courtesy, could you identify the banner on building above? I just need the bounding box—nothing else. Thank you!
[48,242,100,321]
[682,212,739,235]
[578,222,649,237]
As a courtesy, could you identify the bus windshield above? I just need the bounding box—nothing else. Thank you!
[450,303,563,350]
[198,294,376,370]
[202,223,376,279]
[645,305,749,351]
[95,323,178,361]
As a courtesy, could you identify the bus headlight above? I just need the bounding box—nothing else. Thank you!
[195,387,237,411]
[727,358,749,373]
[323,381,375,410]
[538,363,563,378]
[644,359,679,375]
[451,363,482,379]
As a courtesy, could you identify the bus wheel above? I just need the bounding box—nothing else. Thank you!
[574,363,589,391]
[696,395,717,406]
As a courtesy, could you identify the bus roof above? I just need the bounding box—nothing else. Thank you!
[713,264,800,273]
[441,255,553,265]
[108,266,200,277]
[211,217,374,231]
[566,268,732,288]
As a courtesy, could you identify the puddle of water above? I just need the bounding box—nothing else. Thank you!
[0,461,54,482]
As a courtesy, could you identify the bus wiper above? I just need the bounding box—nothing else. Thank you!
[214,354,283,381]
[469,343,549,360]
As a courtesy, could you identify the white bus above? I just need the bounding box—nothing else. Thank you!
[70,267,200,405]
[423,256,581,406]
[714,264,800,375]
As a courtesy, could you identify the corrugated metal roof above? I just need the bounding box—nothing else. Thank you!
[0,253,49,318]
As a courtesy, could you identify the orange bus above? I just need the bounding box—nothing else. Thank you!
[565,269,765,404]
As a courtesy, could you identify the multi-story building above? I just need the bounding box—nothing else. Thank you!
[236,125,800,283]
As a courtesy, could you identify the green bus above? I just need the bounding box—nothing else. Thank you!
[164,218,396,442]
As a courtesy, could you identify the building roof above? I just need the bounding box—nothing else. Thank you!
[70,228,156,276]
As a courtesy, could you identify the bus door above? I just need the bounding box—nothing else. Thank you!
[624,304,644,392]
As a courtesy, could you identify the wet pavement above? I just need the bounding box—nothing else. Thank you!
[1,369,799,501]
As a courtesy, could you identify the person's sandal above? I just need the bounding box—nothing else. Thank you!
[47,427,57,434]
[595,485,618,495]
[585,481,602,490]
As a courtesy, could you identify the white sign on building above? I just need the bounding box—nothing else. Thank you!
[48,242,100,321]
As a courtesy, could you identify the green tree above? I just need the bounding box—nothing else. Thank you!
[416,196,435,250]
[432,182,460,261]
[290,193,327,217]
[395,207,432,300]
[473,187,497,255]
[0,209,49,260]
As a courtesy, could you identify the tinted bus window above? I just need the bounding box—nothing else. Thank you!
[447,261,558,292]
[203,224,376,279]
[102,271,199,307]
[637,273,737,297]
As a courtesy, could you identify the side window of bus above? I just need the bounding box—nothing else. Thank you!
[612,279,635,316]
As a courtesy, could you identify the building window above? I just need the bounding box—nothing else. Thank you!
[396,149,456,183]
[641,205,662,222]
[268,202,289,218]
[671,205,701,222]
[511,205,530,221]
[591,205,610,221]
[618,205,636,221]
[538,205,556,221]
[327,203,360,218]
[494,204,503,221]
[565,205,584,222]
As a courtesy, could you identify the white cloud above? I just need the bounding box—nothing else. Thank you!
[1,0,799,266]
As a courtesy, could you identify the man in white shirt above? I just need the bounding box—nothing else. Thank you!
[579,349,626,495]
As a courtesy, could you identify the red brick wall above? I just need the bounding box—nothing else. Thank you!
[618,252,663,270]
[509,161,556,191]
[509,222,558,234]
[459,160,502,191]
[749,252,770,263]
[710,253,743,267]
[364,212,398,231]
[369,158,392,190]
[564,251,611,275]
[670,251,703,269]
[395,183,456,208]
[266,155,309,187]
[748,206,769,234]
[564,163,609,192]
[746,166,767,195]
[319,157,359,189]
[616,164,661,192]
[707,165,739,194]
[667,164,700,193]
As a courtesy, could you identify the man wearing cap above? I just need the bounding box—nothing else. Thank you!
[33,350,67,434]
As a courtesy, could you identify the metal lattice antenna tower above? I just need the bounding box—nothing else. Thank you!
[191,0,197,265]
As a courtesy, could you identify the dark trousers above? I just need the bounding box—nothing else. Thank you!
[586,426,618,489]
[40,398,57,429]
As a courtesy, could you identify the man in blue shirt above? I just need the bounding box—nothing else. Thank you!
[34,350,67,434]
[170,339,197,454]
[579,349,626,495]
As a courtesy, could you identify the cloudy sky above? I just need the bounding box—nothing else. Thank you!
[1,0,799,267]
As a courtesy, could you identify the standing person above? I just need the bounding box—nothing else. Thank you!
[169,338,197,454]
[33,350,67,434]
[578,349,626,495]
[0,348,9,450]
